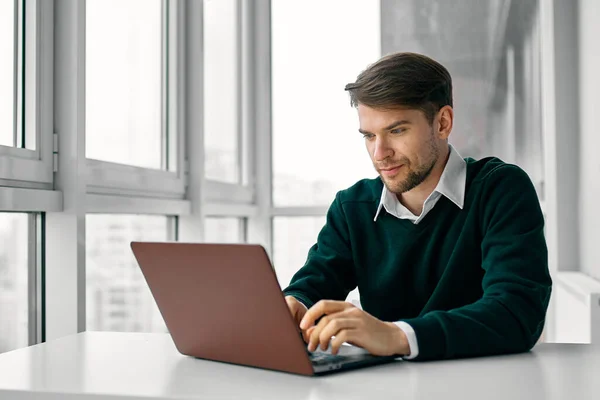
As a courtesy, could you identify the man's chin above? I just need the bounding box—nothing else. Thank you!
[381,177,407,194]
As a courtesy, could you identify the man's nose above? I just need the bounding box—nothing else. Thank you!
[373,137,393,162]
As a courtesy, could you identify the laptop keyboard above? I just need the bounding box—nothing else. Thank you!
[308,351,349,366]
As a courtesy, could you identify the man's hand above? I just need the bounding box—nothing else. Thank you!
[285,296,309,342]
[299,300,410,356]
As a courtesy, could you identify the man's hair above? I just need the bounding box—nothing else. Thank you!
[345,52,453,125]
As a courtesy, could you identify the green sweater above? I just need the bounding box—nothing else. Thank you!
[283,157,552,361]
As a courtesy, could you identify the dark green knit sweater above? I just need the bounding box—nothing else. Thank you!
[283,157,552,361]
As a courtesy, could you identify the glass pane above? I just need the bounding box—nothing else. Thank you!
[204,0,240,183]
[273,216,360,304]
[86,214,170,333]
[272,1,381,206]
[381,0,543,196]
[0,0,15,147]
[86,0,163,169]
[0,213,29,354]
[204,217,244,243]
[272,216,326,289]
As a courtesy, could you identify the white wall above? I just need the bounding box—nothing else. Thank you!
[578,0,600,281]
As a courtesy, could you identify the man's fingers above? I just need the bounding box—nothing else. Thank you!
[300,300,353,330]
[301,325,317,343]
[307,312,347,352]
[307,317,328,352]
[302,329,310,343]
[285,296,307,324]
[330,329,358,355]
[318,318,355,350]
[307,314,336,352]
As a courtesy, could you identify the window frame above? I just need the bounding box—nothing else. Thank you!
[0,0,54,188]
[46,0,199,341]
[11,0,561,349]
[0,0,57,354]
[238,0,273,253]
[203,216,247,243]
[202,0,254,205]
[84,0,186,200]
[28,213,44,346]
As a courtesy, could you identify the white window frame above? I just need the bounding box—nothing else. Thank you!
[253,0,341,255]
[178,0,257,249]
[84,0,186,200]
[203,0,254,206]
[0,0,54,189]
[46,0,197,341]
[12,0,577,350]
[0,0,58,354]
[205,180,254,203]
[85,193,189,216]
[28,213,44,346]
[270,207,328,217]
[236,0,272,253]
[539,0,581,343]
[0,186,61,212]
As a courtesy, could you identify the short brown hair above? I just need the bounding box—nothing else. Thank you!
[345,52,453,124]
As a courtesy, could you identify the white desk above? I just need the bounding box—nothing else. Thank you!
[0,332,597,400]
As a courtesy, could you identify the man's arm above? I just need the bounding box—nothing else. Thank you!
[283,192,357,308]
[401,165,552,361]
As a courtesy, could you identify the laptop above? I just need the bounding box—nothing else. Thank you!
[130,242,399,376]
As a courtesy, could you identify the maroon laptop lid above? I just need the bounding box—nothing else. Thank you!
[130,242,314,376]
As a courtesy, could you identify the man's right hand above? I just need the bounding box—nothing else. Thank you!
[285,296,309,342]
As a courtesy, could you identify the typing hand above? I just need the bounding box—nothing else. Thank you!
[285,296,310,342]
[299,300,409,357]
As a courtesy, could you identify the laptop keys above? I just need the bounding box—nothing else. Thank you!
[309,352,348,366]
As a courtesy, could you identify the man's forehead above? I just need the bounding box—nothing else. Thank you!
[357,105,420,127]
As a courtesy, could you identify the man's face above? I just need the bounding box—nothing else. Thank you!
[357,105,442,195]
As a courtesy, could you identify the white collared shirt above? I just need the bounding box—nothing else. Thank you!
[375,144,467,359]
[374,144,467,223]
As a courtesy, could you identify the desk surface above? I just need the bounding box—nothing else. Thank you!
[0,332,597,400]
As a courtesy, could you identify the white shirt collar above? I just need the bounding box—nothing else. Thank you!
[374,144,467,221]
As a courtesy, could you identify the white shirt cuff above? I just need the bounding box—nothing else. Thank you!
[394,321,419,359]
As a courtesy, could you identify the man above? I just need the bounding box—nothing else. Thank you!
[283,52,552,361]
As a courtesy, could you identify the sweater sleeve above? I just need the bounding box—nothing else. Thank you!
[282,192,357,308]
[401,165,552,361]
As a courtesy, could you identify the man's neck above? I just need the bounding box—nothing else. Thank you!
[397,145,451,216]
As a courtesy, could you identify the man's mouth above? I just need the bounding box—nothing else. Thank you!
[380,165,403,176]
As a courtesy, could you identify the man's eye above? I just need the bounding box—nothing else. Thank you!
[362,134,375,140]
[391,128,405,134]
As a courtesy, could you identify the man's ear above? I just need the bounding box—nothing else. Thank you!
[436,105,453,140]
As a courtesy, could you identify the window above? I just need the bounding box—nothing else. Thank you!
[380,0,543,196]
[271,0,381,206]
[0,0,15,147]
[0,0,53,185]
[0,213,29,354]
[272,216,325,289]
[84,0,185,198]
[86,214,172,333]
[204,217,245,243]
[86,0,164,169]
[203,0,240,183]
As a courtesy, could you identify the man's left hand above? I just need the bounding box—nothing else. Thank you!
[299,300,410,356]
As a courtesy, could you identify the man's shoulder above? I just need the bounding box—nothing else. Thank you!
[467,157,533,188]
[336,177,383,205]
[465,157,538,206]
